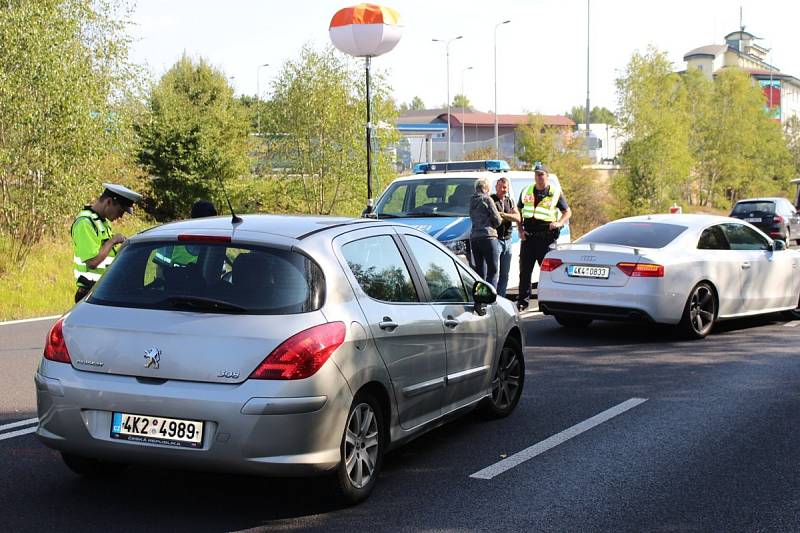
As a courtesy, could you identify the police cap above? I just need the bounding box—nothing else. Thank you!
[533,161,548,174]
[103,183,142,214]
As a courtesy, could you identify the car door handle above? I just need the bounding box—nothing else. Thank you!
[444,316,459,328]
[378,318,398,331]
[741,262,751,269]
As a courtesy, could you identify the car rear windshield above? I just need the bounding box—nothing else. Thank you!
[731,201,775,216]
[374,178,476,217]
[577,222,687,249]
[89,241,325,314]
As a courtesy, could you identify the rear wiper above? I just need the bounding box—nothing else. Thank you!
[160,296,248,313]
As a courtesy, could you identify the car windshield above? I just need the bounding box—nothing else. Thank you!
[89,241,325,314]
[731,201,775,216]
[374,178,477,217]
[577,221,688,249]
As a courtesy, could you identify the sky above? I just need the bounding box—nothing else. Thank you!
[128,0,800,116]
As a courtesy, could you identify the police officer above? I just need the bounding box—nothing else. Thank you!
[71,183,141,303]
[516,162,571,311]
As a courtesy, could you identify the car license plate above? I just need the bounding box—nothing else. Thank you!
[745,217,761,223]
[111,412,203,448]
[567,265,610,279]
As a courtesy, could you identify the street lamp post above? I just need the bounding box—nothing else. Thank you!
[585,0,590,135]
[256,63,269,135]
[461,66,473,159]
[494,20,510,159]
[433,35,462,162]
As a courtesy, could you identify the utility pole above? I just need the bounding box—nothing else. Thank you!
[433,36,462,162]
[494,20,511,159]
[585,0,590,136]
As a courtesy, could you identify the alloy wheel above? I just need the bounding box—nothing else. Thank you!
[343,402,379,489]
[491,345,522,410]
[689,285,715,336]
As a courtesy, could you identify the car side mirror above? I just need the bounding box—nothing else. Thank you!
[472,280,497,316]
[772,239,787,251]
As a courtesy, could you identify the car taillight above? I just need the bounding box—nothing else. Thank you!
[43,318,71,363]
[541,258,563,272]
[249,322,346,380]
[773,215,784,223]
[616,262,664,277]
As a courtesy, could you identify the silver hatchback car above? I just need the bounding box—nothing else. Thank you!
[36,215,524,503]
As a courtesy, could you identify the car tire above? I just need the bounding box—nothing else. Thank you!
[678,282,716,339]
[331,392,385,506]
[480,336,524,419]
[554,314,593,328]
[782,292,800,320]
[60,452,126,477]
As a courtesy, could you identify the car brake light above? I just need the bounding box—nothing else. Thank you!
[541,258,563,272]
[249,322,346,380]
[616,262,664,277]
[43,318,71,363]
[773,215,784,223]
[177,234,231,243]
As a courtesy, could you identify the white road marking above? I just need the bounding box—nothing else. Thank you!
[783,321,799,327]
[0,426,38,442]
[470,398,648,480]
[0,315,60,327]
[0,418,38,432]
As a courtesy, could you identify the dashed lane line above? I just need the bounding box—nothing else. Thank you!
[783,321,799,327]
[469,398,648,480]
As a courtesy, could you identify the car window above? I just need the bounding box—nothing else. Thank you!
[721,223,770,251]
[577,222,687,249]
[89,242,324,314]
[731,201,775,216]
[457,266,476,302]
[697,225,730,250]
[404,235,469,302]
[374,178,476,217]
[341,235,418,303]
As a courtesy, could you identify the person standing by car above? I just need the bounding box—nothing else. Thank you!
[516,162,571,311]
[71,183,141,303]
[491,176,521,297]
[469,177,503,289]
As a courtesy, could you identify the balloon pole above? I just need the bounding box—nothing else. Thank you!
[365,56,373,214]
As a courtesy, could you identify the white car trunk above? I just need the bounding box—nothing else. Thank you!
[547,246,647,288]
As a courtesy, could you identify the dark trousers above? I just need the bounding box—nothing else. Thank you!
[518,233,557,304]
[74,286,90,303]
[471,237,501,289]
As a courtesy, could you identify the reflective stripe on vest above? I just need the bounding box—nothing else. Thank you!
[520,184,561,222]
[72,209,115,287]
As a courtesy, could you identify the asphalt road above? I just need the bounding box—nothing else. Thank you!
[2,312,799,532]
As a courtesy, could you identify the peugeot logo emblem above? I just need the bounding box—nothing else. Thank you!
[580,255,597,262]
[144,347,161,369]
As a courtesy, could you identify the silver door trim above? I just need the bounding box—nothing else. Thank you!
[402,377,446,398]
[446,365,490,385]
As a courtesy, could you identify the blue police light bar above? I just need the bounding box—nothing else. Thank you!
[413,160,510,174]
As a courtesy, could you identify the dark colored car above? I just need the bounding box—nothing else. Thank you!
[730,198,800,245]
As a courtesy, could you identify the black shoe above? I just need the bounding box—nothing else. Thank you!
[517,300,529,312]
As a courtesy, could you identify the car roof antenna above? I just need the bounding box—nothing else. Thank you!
[215,175,242,225]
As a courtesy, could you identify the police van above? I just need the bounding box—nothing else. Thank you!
[370,160,570,295]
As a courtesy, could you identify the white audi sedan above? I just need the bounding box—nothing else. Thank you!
[537,214,800,338]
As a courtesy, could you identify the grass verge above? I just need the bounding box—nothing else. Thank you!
[0,216,155,321]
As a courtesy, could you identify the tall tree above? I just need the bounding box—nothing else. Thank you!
[516,114,610,237]
[566,105,616,125]
[451,94,473,112]
[409,96,425,111]
[0,0,138,265]
[614,47,692,215]
[267,45,399,216]
[135,55,251,219]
